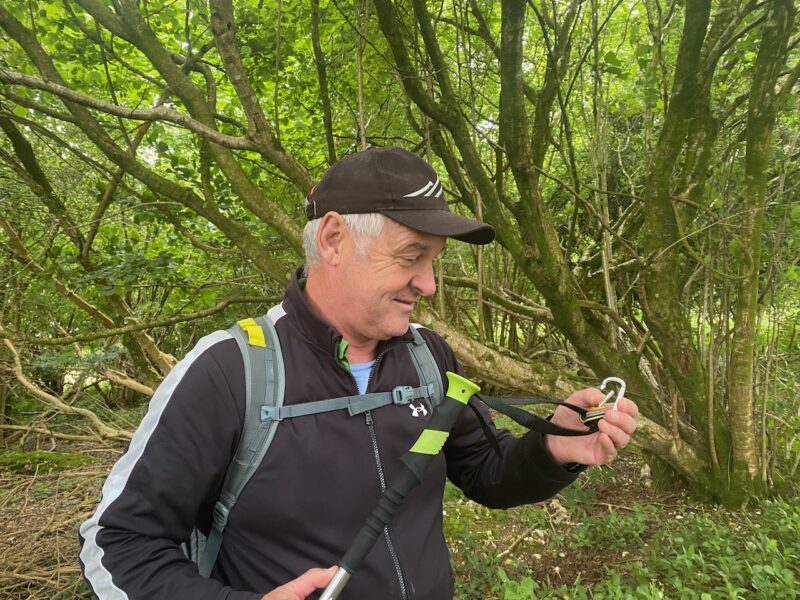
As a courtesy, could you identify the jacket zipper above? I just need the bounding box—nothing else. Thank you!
[365,410,409,600]
[343,344,409,600]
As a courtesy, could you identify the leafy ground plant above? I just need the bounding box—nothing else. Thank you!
[446,450,800,599]
[0,438,797,598]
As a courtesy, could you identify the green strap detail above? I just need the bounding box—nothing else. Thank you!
[409,429,449,455]
[337,338,350,371]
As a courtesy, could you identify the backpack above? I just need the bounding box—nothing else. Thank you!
[185,308,444,577]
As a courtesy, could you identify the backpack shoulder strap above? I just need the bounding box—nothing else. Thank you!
[198,310,285,577]
[408,325,444,409]
[198,320,440,576]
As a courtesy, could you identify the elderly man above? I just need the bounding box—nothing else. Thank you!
[79,147,638,600]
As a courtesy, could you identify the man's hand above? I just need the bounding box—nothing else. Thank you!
[261,567,337,600]
[545,387,638,466]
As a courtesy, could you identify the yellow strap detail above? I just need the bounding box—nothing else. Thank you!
[237,318,266,348]
[409,429,449,455]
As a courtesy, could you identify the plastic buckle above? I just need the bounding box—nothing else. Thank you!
[260,405,282,422]
[392,386,416,405]
[212,501,231,529]
[580,377,625,426]
[580,406,608,426]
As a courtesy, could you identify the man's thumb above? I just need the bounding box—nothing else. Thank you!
[262,566,337,600]
[290,566,338,594]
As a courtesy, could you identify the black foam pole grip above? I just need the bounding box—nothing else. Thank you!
[336,373,479,579]
[340,466,420,572]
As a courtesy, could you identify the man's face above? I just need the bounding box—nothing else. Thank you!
[338,219,446,344]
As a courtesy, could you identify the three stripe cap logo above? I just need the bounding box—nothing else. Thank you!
[403,176,443,199]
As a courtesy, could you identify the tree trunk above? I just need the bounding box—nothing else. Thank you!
[728,0,794,496]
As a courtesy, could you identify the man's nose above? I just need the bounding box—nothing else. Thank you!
[412,261,437,297]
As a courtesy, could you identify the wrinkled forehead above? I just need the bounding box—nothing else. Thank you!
[376,219,447,253]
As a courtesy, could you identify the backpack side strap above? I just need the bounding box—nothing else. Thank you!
[198,315,285,577]
[408,326,444,410]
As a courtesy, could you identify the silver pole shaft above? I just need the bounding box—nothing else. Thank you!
[318,567,351,600]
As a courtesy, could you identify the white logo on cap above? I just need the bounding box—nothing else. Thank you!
[403,176,442,198]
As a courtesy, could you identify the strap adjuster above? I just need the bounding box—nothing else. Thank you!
[212,501,231,529]
[261,405,282,422]
[392,386,416,405]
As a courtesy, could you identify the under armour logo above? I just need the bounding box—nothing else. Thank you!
[409,402,428,418]
[403,176,442,198]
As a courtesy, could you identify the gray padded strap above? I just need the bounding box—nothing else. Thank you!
[408,327,444,410]
[199,313,284,577]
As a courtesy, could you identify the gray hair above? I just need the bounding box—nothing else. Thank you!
[303,212,387,271]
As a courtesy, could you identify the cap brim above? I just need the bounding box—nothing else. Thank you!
[380,209,495,245]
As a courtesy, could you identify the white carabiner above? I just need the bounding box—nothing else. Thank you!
[598,377,626,410]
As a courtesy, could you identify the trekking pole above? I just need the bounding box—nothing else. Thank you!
[319,371,480,600]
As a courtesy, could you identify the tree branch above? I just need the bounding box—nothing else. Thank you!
[0,6,291,284]
[72,0,305,252]
[102,369,155,396]
[0,69,261,152]
[208,0,314,191]
[2,333,132,441]
[0,424,100,442]
[0,214,117,328]
[18,296,277,346]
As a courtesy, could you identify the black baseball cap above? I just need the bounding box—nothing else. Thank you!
[305,147,495,245]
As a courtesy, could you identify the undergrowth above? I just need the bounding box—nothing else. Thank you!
[0,449,97,474]
[445,464,800,599]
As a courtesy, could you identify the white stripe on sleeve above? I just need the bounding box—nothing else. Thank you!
[79,330,233,599]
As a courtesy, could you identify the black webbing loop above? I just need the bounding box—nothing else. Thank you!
[468,402,503,456]
[473,394,599,455]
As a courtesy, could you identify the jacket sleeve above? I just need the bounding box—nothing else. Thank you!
[78,331,261,600]
[419,329,582,509]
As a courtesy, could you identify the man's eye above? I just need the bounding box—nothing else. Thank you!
[399,255,420,265]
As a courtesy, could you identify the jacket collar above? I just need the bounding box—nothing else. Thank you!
[282,267,415,357]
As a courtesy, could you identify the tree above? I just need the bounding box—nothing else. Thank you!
[0,0,797,503]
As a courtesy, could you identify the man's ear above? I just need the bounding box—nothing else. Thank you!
[316,212,347,266]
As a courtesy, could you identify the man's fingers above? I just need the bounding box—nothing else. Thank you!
[597,432,618,463]
[263,567,337,600]
[597,418,631,451]
[287,567,338,595]
[604,407,638,436]
[567,387,606,409]
[613,397,639,418]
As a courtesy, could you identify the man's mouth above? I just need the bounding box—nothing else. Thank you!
[394,298,416,310]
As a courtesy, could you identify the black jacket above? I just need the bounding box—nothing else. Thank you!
[79,273,580,599]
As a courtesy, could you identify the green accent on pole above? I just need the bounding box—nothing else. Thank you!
[444,372,481,404]
[409,429,449,455]
[337,338,351,371]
